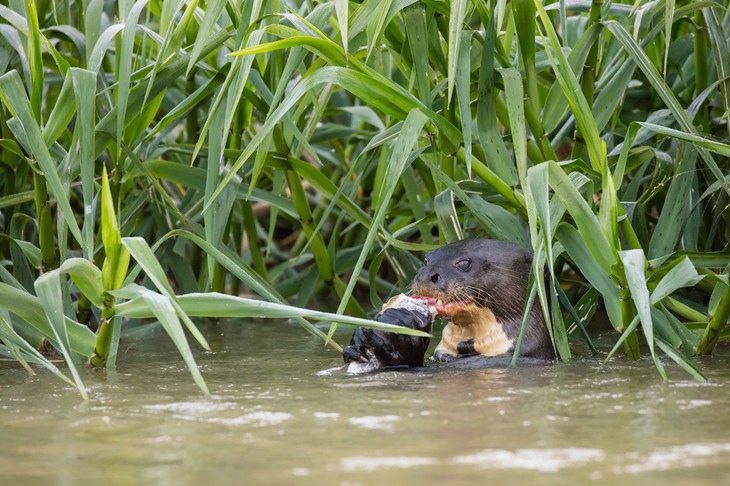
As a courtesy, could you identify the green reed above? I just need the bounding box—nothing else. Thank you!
[0,0,728,394]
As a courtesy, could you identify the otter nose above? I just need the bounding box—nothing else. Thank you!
[430,273,440,283]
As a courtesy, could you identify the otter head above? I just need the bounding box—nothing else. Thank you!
[411,239,533,326]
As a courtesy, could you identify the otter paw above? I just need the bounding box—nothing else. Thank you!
[343,327,387,365]
[342,295,434,371]
[378,307,431,331]
[433,349,460,363]
[342,343,368,364]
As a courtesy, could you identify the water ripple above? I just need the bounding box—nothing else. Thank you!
[450,448,605,472]
[336,456,438,472]
[615,443,730,474]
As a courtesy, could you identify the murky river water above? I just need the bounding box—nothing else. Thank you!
[2,319,730,485]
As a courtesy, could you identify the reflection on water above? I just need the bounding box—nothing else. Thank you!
[2,319,730,485]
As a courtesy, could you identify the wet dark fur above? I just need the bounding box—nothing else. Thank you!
[412,239,555,361]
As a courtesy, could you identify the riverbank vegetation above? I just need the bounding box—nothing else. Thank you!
[0,0,728,394]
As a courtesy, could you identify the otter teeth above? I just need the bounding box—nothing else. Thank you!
[436,299,443,305]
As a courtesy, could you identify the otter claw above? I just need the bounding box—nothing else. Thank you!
[433,349,460,363]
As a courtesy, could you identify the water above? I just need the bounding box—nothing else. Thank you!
[2,319,730,485]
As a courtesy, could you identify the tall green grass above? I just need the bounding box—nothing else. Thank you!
[0,0,728,393]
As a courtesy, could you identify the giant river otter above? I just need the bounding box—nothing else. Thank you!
[343,239,555,371]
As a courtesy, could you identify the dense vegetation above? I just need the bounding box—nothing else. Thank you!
[0,0,728,395]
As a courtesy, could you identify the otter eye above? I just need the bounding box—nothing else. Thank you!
[455,259,471,272]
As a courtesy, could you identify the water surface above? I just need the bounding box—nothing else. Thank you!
[2,320,730,485]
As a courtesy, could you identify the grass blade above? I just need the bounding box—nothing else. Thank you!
[648,144,697,260]
[70,68,97,259]
[122,237,210,351]
[499,67,527,184]
[434,189,463,244]
[447,0,468,105]
[650,257,704,305]
[0,71,83,246]
[116,0,150,156]
[455,30,472,165]
[23,0,42,119]
[655,336,706,382]
[620,249,666,380]
[335,0,349,63]
[403,3,430,107]
[0,309,77,386]
[115,292,432,337]
[534,0,603,171]
[59,258,105,309]
[115,284,209,395]
[186,0,226,75]
[556,223,622,330]
[33,271,88,398]
[637,122,730,157]
[547,162,615,272]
